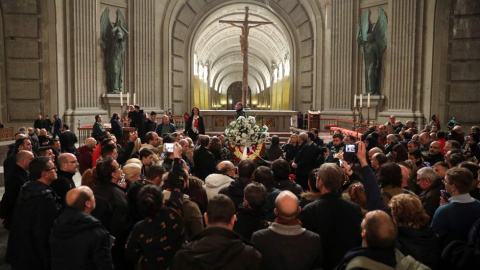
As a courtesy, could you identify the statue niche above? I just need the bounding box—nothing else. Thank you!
[100,8,129,94]
[357,7,387,95]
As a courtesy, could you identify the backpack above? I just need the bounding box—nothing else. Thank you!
[346,249,431,270]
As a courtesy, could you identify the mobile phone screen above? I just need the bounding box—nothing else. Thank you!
[164,143,174,152]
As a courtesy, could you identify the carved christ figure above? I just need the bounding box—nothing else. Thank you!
[219,7,273,106]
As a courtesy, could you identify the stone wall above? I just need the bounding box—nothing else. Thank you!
[1,0,47,124]
[446,0,480,128]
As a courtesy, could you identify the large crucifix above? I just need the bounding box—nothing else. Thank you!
[219,6,273,107]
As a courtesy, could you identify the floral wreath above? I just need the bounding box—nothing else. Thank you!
[225,114,269,162]
[228,143,266,162]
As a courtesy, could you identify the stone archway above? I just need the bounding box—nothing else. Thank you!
[165,0,319,114]
[226,81,251,110]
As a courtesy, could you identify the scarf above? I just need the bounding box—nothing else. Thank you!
[274,217,302,226]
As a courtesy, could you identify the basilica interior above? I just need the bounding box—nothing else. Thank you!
[0,0,479,132]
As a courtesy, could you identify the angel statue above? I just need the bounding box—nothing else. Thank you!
[100,8,129,94]
[357,7,387,95]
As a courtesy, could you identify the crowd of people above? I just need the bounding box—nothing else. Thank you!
[0,108,479,270]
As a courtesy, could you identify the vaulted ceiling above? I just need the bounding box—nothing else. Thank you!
[192,3,292,95]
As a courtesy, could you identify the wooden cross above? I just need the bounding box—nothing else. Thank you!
[219,6,273,107]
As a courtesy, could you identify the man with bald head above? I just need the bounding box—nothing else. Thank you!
[77,137,96,175]
[427,141,444,165]
[419,132,432,157]
[368,147,383,162]
[50,186,114,270]
[51,153,78,205]
[0,150,34,229]
[204,161,235,200]
[252,190,323,270]
[336,210,398,269]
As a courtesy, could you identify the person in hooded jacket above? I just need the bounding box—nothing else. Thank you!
[171,194,261,270]
[50,186,114,270]
[204,161,235,201]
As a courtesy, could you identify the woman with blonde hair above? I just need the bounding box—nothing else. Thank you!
[184,137,195,166]
[282,133,300,165]
[388,193,440,269]
[38,128,49,146]
[122,162,142,185]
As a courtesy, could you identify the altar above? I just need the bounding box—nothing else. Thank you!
[201,110,297,132]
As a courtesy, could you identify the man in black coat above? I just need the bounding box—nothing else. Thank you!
[0,150,34,229]
[91,158,132,270]
[233,182,269,240]
[172,194,261,270]
[44,115,53,134]
[144,111,158,132]
[252,190,323,270]
[34,114,45,129]
[110,113,123,140]
[6,157,63,270]
[53,114,62,139]
[59,124,78,154]
[300,163,363,270]
[50,153,78,206]
[219,159,256,211]
[193,135,216,181]
[50,186,114,270]
[326,133,345,162]
[3,137,33,181]
[292,132,317,190]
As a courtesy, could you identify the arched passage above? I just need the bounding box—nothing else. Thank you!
[165,0,319,113]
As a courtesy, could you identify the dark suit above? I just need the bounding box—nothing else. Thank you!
[92,122,105,142]
[0,164,29,229]
[193,146,216,181]
[53,118,62,139]
[185,115,205,141]
[59,130,78,154]
[110,119,123,140]
[294,142,317,189]
[300,192,363,270]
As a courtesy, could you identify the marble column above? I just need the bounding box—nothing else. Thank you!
[330,0,354,111]
[386,0,417,111]
[133,0,157,108]
[72,0,98,108]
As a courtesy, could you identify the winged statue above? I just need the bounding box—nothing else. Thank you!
[100,8,129,94]
[357,7,387,95]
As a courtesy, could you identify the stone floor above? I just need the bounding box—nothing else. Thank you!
[0,130,334,268]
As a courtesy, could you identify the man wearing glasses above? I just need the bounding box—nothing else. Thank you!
[6,157,63,269]
[51,153,78,205]
[432,167,480,248]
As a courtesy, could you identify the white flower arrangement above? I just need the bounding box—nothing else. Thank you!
[225,115,269,146]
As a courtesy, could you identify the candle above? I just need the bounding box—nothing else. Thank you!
[127,93,130,105]
[353,95,356,107]
[368,93,370,107]
[133,93,136,105]
[120,92,123,106]
[360,94,363,107]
